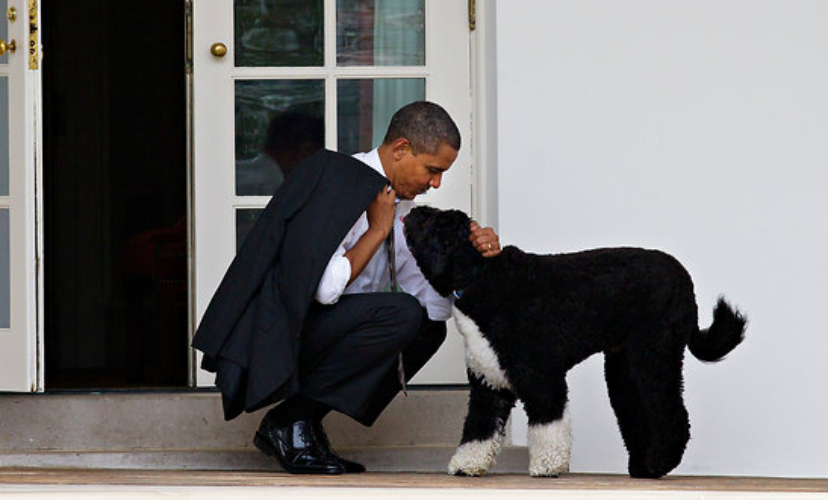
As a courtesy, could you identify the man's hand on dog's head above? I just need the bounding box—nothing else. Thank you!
[469,221,501,257]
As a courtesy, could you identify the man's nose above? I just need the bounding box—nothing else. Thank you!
[430,173,443,189]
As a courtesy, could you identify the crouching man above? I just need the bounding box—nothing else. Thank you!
[193,101,501,474]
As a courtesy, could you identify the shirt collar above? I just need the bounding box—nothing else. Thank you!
[362,149,385,179]
[360,149,402,204]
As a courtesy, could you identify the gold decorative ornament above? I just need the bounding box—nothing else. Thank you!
[28,0,38,69]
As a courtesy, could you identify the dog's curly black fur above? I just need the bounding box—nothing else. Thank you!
[404,206,747,479]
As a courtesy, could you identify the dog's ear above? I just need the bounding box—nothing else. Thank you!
[404,206,484,297]
[447,211,475,247]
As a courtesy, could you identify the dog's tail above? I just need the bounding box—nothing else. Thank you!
[688,297,747,362]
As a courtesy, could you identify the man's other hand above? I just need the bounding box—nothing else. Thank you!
[469,221,501,257]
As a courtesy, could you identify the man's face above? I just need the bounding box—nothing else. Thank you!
[391,142,458,200]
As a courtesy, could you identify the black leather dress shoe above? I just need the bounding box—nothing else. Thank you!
[312,420,367,473]
[254,417,344,475]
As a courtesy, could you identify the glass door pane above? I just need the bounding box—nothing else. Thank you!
[336,0,425,66]
[236,208,261,250]
[0,74,8,325]
[337,78,424,154]
[235,0,324,67]
[235,79,325,196]
[0,208,8,328]
[0,76,8,195]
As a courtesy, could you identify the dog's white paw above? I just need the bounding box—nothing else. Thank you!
[529,452,570,477]
[527,413,572,477]
[447,438,502,476]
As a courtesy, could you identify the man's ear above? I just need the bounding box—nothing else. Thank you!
[391,138,411,160]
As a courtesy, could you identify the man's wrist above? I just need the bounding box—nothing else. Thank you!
[366,225,391,240]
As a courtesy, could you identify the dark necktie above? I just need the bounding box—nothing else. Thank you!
[387,222,408,396]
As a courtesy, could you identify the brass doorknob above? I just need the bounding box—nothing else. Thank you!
[0,38,16,56]
[210,42,227,58]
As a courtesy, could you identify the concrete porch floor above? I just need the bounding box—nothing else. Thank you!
[0,469,825,500]
[0,392,825,498]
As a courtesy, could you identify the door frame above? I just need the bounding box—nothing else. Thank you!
[0,0,43,392]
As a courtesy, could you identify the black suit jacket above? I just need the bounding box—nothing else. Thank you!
[192,149,388,420]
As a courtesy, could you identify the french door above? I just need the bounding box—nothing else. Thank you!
[0,0,40,392]
[192,0,472,386]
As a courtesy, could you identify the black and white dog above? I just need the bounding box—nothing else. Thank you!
[403,206,746,479]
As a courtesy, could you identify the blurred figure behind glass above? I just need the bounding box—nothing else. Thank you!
[236,111,324,196]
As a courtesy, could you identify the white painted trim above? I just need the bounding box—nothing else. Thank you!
[229,67,432,79]
[185,17,196,388]
[470,0,498,227]
[31,10,44,392]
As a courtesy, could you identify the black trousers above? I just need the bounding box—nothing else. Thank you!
[296,292,447,427]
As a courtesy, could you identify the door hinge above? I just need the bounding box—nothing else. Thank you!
[185,0,193,74]
[468,0,476,31]
[27,0,38,69]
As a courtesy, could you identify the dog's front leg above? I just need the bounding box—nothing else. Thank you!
[521,376,572,477]
[449,371,517,476]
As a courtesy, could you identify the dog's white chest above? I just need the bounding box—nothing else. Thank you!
[452,306,513,391]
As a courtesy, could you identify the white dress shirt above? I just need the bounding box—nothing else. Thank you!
[314,149,452,321]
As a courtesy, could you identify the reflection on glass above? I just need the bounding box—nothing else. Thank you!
[235,79,325,195]
[0,77,7,196]
[0,209,9,328]
[337,0,425,66]
[337,78,424,154]
[236,208,263,251]
[235,0,324,67]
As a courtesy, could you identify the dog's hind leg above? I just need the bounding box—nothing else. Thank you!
[448,371,517,476]
[627,335,691,478]
[604,348,652,477]
[520,376,572,477]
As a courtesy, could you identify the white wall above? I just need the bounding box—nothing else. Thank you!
[494,0,827,478]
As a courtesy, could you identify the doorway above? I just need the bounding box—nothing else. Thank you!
[41,1,188,389]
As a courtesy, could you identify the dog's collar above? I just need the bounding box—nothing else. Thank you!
[452,289,465,300]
